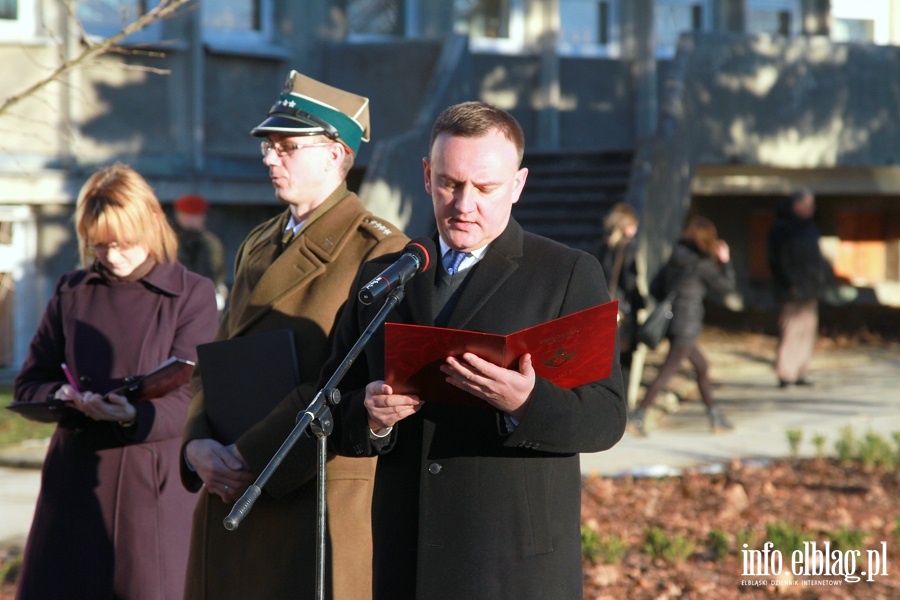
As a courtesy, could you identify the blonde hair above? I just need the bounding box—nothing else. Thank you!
[603,202,639,246]
[75,163,178,267]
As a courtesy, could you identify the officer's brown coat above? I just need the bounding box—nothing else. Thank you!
[181,184,407,599]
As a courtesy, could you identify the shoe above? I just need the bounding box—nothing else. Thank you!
[628,408,648,437]
[795,378,814,387]
[708,406,734,433]
[778,379,791,389]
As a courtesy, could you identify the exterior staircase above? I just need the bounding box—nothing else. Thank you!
[513,150,632,254]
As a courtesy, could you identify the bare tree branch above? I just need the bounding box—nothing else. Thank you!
[0,0,193,117]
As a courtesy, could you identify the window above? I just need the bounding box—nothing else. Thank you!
[655,0,711,57]
[746,0,800,37]
[831,0,890,45]
[0,0,37,41]
[347,0,406,37]
[454,0,524,53]
[0,206,37,371]
[560,0,620,57]
[202,0,276,50]
[77,0,163,44]
[341,0,525,51]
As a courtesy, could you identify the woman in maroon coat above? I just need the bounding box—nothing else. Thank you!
[13,164,218,599]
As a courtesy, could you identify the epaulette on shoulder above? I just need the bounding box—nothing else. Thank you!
[361,216,395,238]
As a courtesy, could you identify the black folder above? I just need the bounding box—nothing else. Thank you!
[197,329,299,444]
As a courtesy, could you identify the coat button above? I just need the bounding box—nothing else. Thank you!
[427,463,442,475]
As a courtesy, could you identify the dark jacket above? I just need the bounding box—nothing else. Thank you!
[14,261,218,600]
[662,241,736,345]
[595,235,644,352]
[174,222,226,287]
[181,185,407,600]
[322,219,626,600]
[767,200,829,302]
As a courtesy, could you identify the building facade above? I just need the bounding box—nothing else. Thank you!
[0,0,898,375]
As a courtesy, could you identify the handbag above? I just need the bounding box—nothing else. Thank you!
[637,256,699,349]
[636,297,673,349]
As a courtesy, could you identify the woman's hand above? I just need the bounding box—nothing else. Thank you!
[69,391,136,424]
[53,384,81,402]
[716,240,731,264]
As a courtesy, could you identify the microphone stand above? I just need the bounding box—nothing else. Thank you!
[223,285,407,600]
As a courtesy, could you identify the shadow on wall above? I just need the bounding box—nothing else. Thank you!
[689,34,900,167]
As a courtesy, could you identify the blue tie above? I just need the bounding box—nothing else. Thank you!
[444,250,468,275]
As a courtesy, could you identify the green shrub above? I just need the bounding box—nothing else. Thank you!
[706,529,730,560]
[765,522,813,555]
[0,545,23,586]
[828,528,866,553]
[643,526,668,559]
[895,517,900,548]
[581,526,628,565]
[643,526,695,565]
[812,433,827,458]
[598,534,628,565]
[858,431,895,469]
[0,385,55,448]
[786,429,803,458]
[581,525,602,563]
[663,533,696,565]
[835,425,856,464]
[736,529,757,551]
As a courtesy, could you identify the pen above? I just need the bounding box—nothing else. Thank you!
[61,362,80,393]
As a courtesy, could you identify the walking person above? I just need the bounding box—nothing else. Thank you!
[629,216,735,435]
[767,189,830,388]
[13,164,219,599]
[594,202,644,394]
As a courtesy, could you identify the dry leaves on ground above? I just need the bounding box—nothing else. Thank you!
[581,458,900,599]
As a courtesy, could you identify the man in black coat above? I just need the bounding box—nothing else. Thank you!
[767,189,830,387]
[324,102,626,599]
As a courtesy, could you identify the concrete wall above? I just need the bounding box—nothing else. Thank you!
[687,34,900,168]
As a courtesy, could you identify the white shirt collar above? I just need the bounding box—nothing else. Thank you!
[437,237,488,273]
[285,213,305,235]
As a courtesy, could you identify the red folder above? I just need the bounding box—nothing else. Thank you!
[384,300,618,408]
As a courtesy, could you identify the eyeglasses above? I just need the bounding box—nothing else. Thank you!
[91,241,135,253]
[260,140,333,158]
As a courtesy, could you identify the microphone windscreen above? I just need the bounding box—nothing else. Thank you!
[405,237,436,274]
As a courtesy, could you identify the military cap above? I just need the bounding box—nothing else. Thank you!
[251,70,371,154]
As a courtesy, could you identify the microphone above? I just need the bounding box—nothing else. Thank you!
[358,237,436,305]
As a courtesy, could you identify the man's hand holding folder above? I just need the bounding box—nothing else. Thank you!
[384,301,619,409]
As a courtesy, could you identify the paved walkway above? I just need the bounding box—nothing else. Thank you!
[2,332,898,545]
[583,333,900,476]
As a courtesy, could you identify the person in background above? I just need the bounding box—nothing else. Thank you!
[172,193,228,310]
[180,70,407,600]
[13,163,218,599]
[323,101,626,600]
[767,189,830,388]
[594,202,644,393]
[629,216,735,436]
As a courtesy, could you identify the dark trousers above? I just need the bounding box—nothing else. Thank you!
[638,342,716,411]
